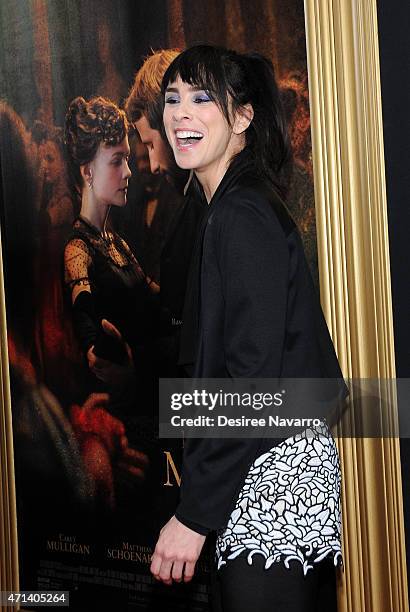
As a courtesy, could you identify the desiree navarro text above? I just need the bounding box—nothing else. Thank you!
[170,415,322,428]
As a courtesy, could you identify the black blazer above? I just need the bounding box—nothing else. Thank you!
[175,150,346,535]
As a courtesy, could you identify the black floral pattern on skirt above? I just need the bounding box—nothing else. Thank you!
[216,423,343,575]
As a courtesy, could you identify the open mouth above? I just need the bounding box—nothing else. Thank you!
[175,130,204,146]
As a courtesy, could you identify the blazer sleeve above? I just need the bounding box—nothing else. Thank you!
[175,191,290,534]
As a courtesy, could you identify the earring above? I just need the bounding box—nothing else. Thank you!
[88,172,93,190]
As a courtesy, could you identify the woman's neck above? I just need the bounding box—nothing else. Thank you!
[80,190,110,232]
[195,161,229,203]
[195,141,245,203]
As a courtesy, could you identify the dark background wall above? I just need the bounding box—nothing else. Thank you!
[377,0,410,583]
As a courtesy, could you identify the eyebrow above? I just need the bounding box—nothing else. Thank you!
[165,85,205,93]
[111,150,130,158]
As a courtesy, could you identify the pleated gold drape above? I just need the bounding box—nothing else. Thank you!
[305,1,408,610]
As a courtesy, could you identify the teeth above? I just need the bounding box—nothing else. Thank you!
[176,130,203,138]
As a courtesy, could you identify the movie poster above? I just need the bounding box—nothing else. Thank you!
[0,1,314,609]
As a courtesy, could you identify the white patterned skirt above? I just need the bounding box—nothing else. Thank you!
[216,423,342,576]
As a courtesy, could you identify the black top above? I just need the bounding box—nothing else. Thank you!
[175,149,346,535]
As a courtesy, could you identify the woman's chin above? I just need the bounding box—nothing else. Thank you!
[111,195,127,207]
[175,156,196,171]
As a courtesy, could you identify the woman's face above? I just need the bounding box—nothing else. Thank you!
[88,135,131,207]
[163,77,235,182]
[40,140,64,185]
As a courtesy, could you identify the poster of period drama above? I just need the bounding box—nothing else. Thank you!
[0,1,316,609]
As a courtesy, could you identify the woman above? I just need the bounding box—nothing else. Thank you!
[64,96,158,393]
[32,120,74,229]
[63,96,156,508]
[151,45,346,611]
[30,121,78,394]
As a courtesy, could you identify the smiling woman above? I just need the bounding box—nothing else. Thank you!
[153,45,347,612]
[163,79,250,201]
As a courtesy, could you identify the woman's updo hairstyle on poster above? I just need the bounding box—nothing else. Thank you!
[64,96,128,193]
[162,45,292,194]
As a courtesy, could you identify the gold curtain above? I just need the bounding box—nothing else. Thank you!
[305,0,408,610]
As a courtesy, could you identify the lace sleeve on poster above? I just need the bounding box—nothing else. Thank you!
[64,238,92,302]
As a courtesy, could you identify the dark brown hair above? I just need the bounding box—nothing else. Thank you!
[64,96,128,192]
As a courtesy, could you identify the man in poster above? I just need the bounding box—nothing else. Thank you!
[125,50,206,377]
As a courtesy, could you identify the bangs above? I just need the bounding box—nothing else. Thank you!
[162,45,231,120]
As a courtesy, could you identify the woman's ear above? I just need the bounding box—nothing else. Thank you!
[80,163,93,189]
[233,103,254,135]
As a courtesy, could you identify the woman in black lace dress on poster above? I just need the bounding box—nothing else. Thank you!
[64,95,159,391]
[63,97,158,511]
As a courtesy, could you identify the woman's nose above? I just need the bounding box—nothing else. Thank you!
[124,160,131,179]
[173,100,192,122]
